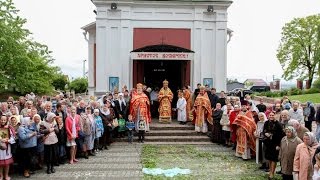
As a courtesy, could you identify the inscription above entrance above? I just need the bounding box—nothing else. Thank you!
[131,52,194,60]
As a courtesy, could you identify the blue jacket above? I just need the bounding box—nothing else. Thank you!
[18,125,37,149]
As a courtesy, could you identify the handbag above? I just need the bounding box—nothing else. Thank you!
[0,142,7,150]
[78,130,85,139]
[112,118,119,127]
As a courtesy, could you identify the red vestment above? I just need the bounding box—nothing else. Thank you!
[129,91,151,123]
[229,110,239,143]
[183,89,192,121]
[232,111,257,155]
[193,92,213,127]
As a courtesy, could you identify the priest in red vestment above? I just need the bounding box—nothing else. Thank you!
[232,100,257,160]
[129,83,151,131]
[192,86,213,133]
[158,80,173,123]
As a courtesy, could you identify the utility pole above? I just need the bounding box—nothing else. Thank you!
[83,59,87,78]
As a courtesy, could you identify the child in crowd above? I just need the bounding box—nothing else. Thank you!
[176,90,187,125]
[126,115,135,143]
[138,116,146,143]
[118,116,126,138]
[93,109,104,151]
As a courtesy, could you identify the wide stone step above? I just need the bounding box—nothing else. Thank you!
[146,130,200,136]
[116,135,210,142]
[143,141,214,145]
[150,124,194,130]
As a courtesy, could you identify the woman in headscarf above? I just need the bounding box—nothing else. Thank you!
[18,116,37,178]
[263,111,285,179]
[278,126,302,180]
[293,132,319,180]
[40,112,59,174]
[99,101,114,150]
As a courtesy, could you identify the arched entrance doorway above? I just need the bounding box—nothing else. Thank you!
[131,44,193,93]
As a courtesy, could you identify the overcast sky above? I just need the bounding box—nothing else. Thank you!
[14,0,320,83]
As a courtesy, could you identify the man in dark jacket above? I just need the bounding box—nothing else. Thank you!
[209,88,219,108]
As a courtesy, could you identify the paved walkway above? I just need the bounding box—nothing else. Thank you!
[13,143,143,180]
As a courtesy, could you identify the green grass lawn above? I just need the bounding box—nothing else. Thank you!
[288,93,320,103]
[141,145,281,180]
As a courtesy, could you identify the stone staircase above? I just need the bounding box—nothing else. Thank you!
[116,119,212,144]
[145,120,212,145]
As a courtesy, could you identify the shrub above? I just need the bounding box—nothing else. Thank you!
[280,89,288,97]
[313,78,320,89]
[290,87,302,95]
[305,87,320,94]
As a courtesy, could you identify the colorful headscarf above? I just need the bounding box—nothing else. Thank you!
[304,132,318,147]
[285,126,297,139]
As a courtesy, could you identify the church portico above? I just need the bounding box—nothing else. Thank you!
[82,0,232,96]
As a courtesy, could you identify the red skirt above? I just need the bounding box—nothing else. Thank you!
[0,157,13,167]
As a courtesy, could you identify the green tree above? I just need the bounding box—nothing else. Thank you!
[52,73,69,91]
[69,78,88,94]
[277,14,320,88]
[0,0,59,94]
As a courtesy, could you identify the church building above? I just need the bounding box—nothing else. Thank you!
[82,0,233,96]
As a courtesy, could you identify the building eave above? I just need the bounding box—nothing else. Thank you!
[92,0,232,7]
[81,22,96,31]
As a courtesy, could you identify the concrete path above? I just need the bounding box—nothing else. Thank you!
[13,143,143,180]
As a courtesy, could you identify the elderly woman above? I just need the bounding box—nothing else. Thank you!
[278,126,302,180]
[86,107,96,156]
[40,112,59,174]
[99,102,115,150]
[18,117,37,178]
[255,112,267,170]
[263,111,285,179]
[280,110,290,129]
[211,103,223,144]
[293,132,318,180]
[0,115,15,180]
[288,119,309,140]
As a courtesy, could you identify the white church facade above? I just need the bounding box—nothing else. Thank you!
[82,0,233,96]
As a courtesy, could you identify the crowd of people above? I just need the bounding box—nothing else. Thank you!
[195,88,320,180]
[0,86,146,179]
[0,83,319,180]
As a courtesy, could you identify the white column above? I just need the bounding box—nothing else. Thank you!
[95,6,108,94]
[192,7,203,90]
[214,11,228,92]
[87,31,95,96]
